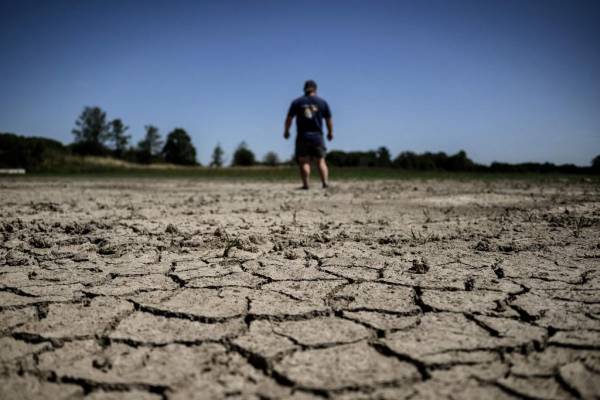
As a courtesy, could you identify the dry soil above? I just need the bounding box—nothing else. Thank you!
[1,178,599,399]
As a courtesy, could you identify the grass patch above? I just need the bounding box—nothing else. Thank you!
[5,166,598,184]
[1,155,597,182]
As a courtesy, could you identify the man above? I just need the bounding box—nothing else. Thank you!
[284,80,333,189]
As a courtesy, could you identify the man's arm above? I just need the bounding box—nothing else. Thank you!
[326,118,333,141]
[284,116,293,139]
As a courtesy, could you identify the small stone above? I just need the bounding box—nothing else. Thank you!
[165,224,179,234]
[475,239,491,251]
[408,258,429,274]
[72,253,89,262]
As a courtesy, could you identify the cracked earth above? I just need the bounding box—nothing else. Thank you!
[1,178,599,399]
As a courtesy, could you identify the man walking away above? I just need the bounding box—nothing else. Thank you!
[284,80,333,189]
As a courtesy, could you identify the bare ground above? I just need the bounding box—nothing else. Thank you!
[1,177,599,399]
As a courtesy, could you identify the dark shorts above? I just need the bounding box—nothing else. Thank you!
[295,136,326,160]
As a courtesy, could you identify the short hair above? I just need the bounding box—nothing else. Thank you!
[304,80,317,93]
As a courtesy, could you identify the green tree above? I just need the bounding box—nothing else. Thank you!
[445,150,474,171]
[109,118,130,158]
[232,142,256,166]
[0,133,66,171]
[593,155,600,172]
[263,151,280,166]
[71,106,111,155]
[162,128,197,165]
[210,143,225,167]
[137,125,163,163]
[376,146,391,167]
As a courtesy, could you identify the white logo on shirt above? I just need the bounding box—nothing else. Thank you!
[303,105,318,119]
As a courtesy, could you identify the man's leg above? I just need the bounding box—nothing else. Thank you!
[317,157,329,188]
[298,156,310,189]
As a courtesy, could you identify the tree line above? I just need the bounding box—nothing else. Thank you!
[1,105,599,173]
[69,106,197,165]
[326,148,600,174]
[68,106,281,167]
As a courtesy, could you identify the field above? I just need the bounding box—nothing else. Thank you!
[1,175,599,399]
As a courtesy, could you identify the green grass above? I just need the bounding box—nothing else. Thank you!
[5,164,599,183]
[3,155,597,183]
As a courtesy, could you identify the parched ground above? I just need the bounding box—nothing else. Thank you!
[1,177,599,400]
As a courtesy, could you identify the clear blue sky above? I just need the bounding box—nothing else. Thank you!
[1,0,599,165]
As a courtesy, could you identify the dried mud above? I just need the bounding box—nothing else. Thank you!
[1,178,599,399]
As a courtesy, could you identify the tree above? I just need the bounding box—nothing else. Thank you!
[391,150,477,171]
[263,151,280,166]
[162,128,197,165]
[593,155,600,172]
[0,133,66,171]
[326,150,378,167]
[71,106,111,155]
[109,118,130,158]
[232,142,256,166]
[210,143,225,167]
[376,146,391,167]
[444,150,475,171]
[137,125,163,164]
[394,151,426,169]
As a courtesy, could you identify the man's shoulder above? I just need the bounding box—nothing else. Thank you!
[313,96,329,106]
[291,95,329,106]
[292,96,307,104]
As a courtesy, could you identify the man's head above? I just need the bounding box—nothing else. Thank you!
[304,80,317,95]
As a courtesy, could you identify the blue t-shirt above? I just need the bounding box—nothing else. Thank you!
[287,95,331,144]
